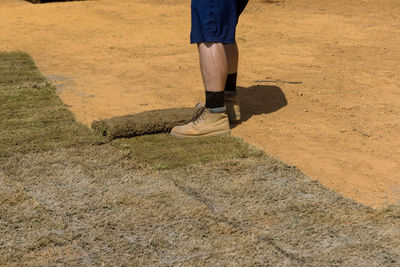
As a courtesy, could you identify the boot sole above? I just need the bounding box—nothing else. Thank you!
[228,112,241,124]
[170,129,231,138]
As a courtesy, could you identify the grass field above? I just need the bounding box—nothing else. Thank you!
[1,52,400,265]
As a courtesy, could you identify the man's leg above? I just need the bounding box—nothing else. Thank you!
[170,42,230,138]
[198,42,227,93]
[224,42,241,122]
[198,42,227,110]
[170,0,248,137]
[194,43,241,107]
[224,43,239,75]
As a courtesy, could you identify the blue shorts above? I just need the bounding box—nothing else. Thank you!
[190,0,249,44]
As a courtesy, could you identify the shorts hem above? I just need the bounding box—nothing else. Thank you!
[190,39,236,44]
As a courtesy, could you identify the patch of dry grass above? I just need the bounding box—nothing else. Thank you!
[163,158,400,265]
[113,134,263,170]
[1,148,400,265]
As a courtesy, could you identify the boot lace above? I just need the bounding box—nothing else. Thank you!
[191,107,207,125]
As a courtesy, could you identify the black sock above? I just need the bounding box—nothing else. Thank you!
[205,91,224,109]
[224,73,237,92]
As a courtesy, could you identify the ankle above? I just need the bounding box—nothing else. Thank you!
[205,91,224,109]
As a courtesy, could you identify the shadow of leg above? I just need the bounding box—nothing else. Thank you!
[237,85,288,122]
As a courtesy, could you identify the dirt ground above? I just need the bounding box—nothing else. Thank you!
[1,0,399,207]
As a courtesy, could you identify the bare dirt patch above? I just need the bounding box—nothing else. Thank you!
[1,0,399,207]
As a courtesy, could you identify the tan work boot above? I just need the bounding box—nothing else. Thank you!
[170,107,230,138]
[195,92,241,123]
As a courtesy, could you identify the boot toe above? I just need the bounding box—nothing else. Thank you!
[170,125,182,136]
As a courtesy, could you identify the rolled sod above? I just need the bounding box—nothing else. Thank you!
[91,107,197,139]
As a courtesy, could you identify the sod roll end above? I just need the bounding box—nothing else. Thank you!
[92,107,196,139]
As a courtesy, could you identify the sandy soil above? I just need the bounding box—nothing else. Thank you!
[1,0,399,207]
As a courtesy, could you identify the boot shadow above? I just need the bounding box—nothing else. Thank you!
[236,85,287,124]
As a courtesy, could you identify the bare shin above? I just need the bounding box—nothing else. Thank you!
[198,42,228,92]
